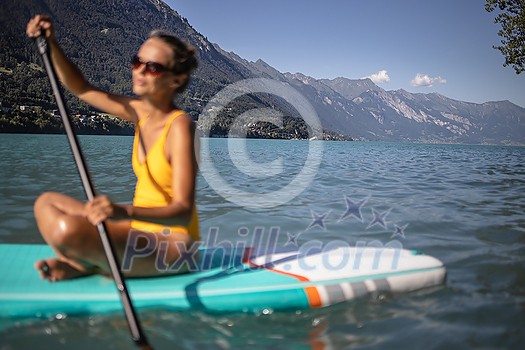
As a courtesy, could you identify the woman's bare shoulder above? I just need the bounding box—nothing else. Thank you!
[171,111,195,132]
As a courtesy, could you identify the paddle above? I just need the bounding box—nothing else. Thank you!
[34,35,152,350]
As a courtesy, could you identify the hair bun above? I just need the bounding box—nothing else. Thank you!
[148,30,198,92]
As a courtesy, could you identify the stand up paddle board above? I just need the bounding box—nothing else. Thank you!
[0,243,445,317]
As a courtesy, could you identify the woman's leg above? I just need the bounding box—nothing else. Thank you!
[33,192,194,280]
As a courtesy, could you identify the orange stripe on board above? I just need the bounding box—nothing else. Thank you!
[247,258,323,308]
[304,286,322,308]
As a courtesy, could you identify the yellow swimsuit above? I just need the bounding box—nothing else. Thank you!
[130,111,199,241]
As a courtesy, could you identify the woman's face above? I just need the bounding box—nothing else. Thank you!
[132,38,175,97]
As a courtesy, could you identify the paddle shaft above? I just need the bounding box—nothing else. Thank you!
[34,35,151,349]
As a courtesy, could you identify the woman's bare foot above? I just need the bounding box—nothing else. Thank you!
[34,258,94,282]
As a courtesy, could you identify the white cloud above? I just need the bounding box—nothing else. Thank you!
[411,73,446,87]
[364,70,390,84]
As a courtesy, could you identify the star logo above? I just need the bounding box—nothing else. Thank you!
[391,224,408,239]
[308,209,330,231]
[339,195,368,222]
[285,232,300,247]
[367,207,392,230]
[299,194,409,245]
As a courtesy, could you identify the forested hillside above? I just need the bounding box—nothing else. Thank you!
[0,0,238,114]
[0,0,326,138]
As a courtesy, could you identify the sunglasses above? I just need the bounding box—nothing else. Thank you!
[131,55,170,76]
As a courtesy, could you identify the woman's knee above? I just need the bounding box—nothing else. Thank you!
[42,216,79,247]
[34,194,85,248]
[34,191,57,214]
[34,192,60,233]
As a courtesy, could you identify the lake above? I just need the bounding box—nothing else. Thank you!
[0,134,524,349]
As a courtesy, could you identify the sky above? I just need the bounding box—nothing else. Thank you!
[166,0,525,108]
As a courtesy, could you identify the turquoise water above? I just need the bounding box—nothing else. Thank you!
[0,134,524,349]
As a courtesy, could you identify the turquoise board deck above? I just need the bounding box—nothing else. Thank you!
[0,244,446,317]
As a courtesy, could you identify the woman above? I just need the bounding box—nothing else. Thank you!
[26,15,199,280]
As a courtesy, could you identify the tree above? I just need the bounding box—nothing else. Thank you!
[485,0,525,74]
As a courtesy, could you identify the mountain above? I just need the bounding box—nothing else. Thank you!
[0,0,252,116]
[320,77,381,100]
[351,88,525,144]
[1,0,524,145]
[229,52,525,145]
